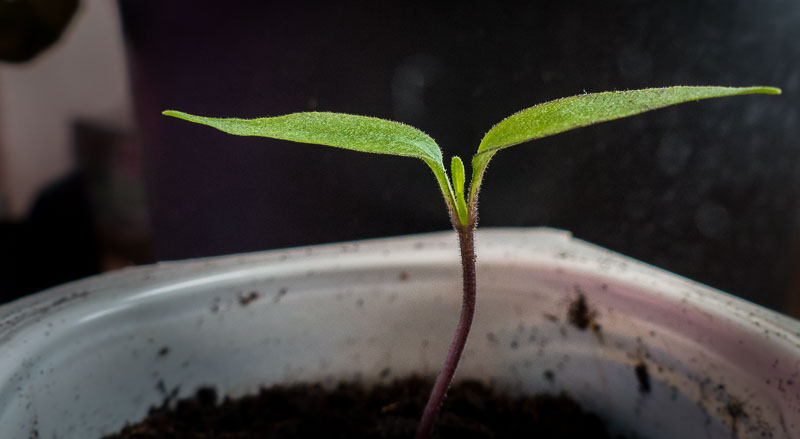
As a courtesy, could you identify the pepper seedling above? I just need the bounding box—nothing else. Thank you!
[164,85,780,439]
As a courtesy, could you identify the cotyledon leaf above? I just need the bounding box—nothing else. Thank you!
[163,110,458,216]
[470,86,781,205]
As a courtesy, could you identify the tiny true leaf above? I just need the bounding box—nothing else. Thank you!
[450,156,467,225]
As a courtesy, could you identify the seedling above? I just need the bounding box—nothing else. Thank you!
[164,85,780,439]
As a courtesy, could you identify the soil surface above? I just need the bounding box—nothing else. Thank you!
[105,376,630,438]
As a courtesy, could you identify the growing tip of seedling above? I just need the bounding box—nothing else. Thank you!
[450,156,468,226]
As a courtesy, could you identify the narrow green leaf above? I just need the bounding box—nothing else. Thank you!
[450,156,467,225]
[164,110,444,165]
[476,86,780,156]
[470,86,781,206]
[163,110,459,217]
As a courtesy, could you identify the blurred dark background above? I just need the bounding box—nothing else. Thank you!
[1,1,799,315]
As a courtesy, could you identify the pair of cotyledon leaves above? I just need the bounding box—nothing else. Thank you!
[164,86,780,226]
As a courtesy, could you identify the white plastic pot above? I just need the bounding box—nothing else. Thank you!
[1,228,798,438]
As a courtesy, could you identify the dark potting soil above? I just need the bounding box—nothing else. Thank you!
[105,376,631,438]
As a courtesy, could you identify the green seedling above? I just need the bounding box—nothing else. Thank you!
[164,85,780,439]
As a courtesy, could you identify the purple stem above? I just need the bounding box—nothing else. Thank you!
[415,223,477,439]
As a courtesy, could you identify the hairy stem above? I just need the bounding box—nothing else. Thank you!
[415,222,477,439]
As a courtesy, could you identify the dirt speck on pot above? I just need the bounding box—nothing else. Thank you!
[238,291,260,306]
[567,291,591,329]
[725,398,747,436]
[567,291,603,341]
[154,379,180,406]
[209,297,222,313]
[634,361,651,394]
[273,287,288,303]
[49,290,90,309]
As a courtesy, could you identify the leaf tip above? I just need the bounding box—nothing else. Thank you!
[162,110,188,119]
[162,110,206,126]
[743,86,781,95]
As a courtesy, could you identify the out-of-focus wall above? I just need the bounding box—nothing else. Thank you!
[0,0,132,219]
